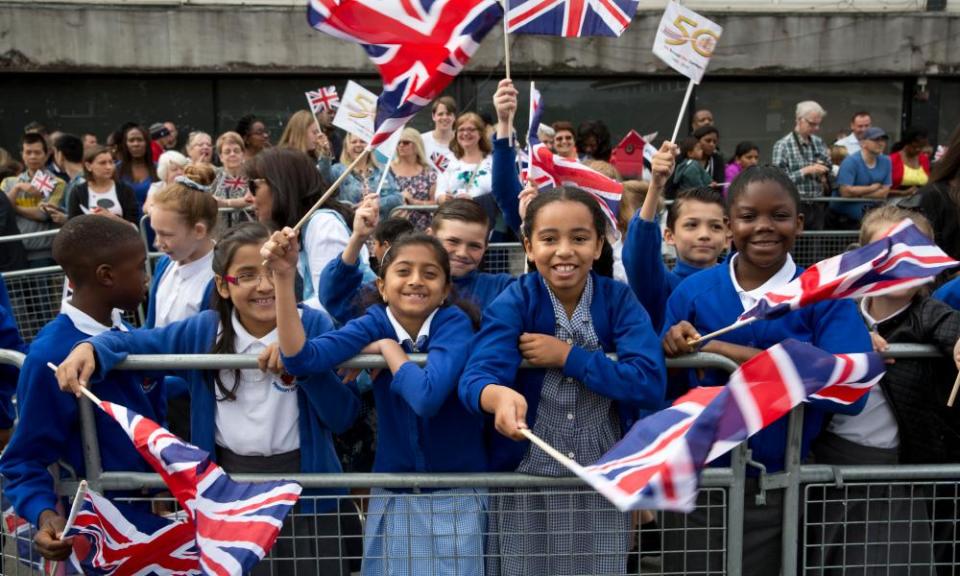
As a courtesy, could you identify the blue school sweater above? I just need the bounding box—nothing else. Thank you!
[319,254,514,325]
[622,214,708,333]
[933,276,960,310]
[662,255,872,474]
[0,314,165,527]
[491,137,523,235]
[0,277,27,429]
[144,255,216,329]
[459,271,666,472]
[85,307,358,481]
[282,304,487,474]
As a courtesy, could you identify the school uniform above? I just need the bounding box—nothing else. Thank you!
[319,253,514,325]
[0,277,27,429]
[459,272,665,576]
[490,136,523,235]
[85,305,358,575]
[660,252,872,576]
[932,275,960,310]
[622,212,709,333]
[0,301,164,528]
[282,304,486,576]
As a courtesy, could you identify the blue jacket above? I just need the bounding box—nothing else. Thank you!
[662,255,872,473]
[490,137,523,235]
[0,314,165,527]
[0,277,27,428]
[319,254,514,325]
[144,255,216,329]
[622,214,709,333]
[283,304,487,474]
[86,307,359,482]
[317,157,402,217]
[933,276,960,310]
[459,272,666,472]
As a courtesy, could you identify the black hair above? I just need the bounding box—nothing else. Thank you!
[360,232,480,327]
[54,133,84,163]
[373,217,415,245]
[21,132,48,154]
[431,197,491,233]
[726,165,801,215]
[576,120,613,161]
[521,187,612,277]
[52,214,142,287]
[209,222,272,401]
[693,125,720,140]
[116,124,158,182]
[730,141,759,163]
[235,114,260,140]
[890,127,929,154]
[678,136,700,159]
[667,186,726,230]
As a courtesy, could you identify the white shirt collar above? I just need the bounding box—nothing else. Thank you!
[171,249,214,279]
[386,307,437,350]
[729,253,797,310]
[231,310,278,354]
[859,297,911,331]
[60,300,127,336]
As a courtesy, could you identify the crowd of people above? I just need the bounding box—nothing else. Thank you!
[0,78,959,575]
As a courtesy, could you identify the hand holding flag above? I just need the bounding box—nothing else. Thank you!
[30,170,58,200]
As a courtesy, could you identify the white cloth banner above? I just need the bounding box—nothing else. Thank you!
[652,1,722,85]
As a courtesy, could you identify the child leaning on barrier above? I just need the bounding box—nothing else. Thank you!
[458,187,666,576]
[0,276,29,450]
[263,227,487,576]
[56,222,357,575]
[806,205,960,572]
[0,215,163,563]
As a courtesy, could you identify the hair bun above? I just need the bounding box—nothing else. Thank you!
[183,162,216,186]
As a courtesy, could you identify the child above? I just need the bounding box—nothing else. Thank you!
[667,136,713,197]
[622,142,728,333]
[0,215,162,562]
[660,166,873,574]
[807,206,960,572]
[459,187,666,575]
[263,228,487,576]
[321,197,513,325]
[55,222,358,575]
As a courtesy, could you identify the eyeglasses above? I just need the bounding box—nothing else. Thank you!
[251,130,270,137]
[223,272,273,287]
[398,140,413,146]
[802,118,822,128]
[457,127,479,134]
[555,135,574,141]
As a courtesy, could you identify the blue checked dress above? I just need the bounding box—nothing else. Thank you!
[486,276,630,575]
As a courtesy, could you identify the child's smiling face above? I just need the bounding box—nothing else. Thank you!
[524,199,603,299]
[729,181,803,272]
[377,244,450,324]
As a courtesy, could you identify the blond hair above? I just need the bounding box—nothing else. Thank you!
[216,131,245,155]
[392,127,429,170]
[151,163,219,231]
[859,205,934,246]
[277,111,317,158]
[340,132,380,170]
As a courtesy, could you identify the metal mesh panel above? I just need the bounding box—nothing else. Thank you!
[2,267,67,343]
[792,231,860,268]
[482,243,526,276]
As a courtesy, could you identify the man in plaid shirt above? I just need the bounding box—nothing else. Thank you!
[772,100,832,229]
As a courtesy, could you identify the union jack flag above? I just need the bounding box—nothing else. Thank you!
[579,339,884,511]
[307,0,502,147]
[740,219,958,323]
[77,400,302,575]
[222,175,247,195]
[31,170,58,199]
[507,0,640,37]
[526,82,622,237]
[305,86,340,114]
[1,486,78,575]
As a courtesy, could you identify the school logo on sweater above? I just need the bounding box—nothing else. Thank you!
[272,373,298,393]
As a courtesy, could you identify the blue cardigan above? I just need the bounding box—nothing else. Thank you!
[0,314,165,527]
[490,137,523,235]
[621,214,709,333]
[459,271,666,472]
[85,307,359,481]
[144,255,216,329]
[319,254,514,325]
[662,255,872,473]
[0,277,27,429]
[283,304,487,474]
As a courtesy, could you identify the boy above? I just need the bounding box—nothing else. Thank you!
[320,198,513,325]
[0,215,164,561]
[622,142,729,332]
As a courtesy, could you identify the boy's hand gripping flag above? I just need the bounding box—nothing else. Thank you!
[506,0,640,37]
[307,0,502,147]
[58,386,301,576]
[572,339,884,512]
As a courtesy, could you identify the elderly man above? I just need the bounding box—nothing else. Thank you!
[835,111,872,156]
[691,109,714,131]
[772,100,832,229]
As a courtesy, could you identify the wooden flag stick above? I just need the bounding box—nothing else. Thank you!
[293,147,372,234]
[686,317,757,347]
[948,372,960,407]
[669,79,695,144]
[50,480,89,575]
[502,1,511,79]
[519,429,587,475]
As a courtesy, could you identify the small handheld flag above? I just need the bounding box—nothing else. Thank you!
[306,86,340,114]
[31,171,58,199]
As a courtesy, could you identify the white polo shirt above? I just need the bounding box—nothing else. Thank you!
[729,253,797,312]
[154,250,215,328]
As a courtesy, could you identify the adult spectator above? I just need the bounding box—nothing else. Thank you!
[835,111,872,156]
[390,127,437,231]
[185,131,213,165]
[724,141,760,188]
[143,150,189,214]
[210,132,252,214]
[890,127,931,193]
[1,133,66,267]
[0,148,22,182]
[551,121,578,161]
[772,100,832,229]
[314,108,343,162]
[116,124,157,211]
[421,96,457,174]
[148,123,170,163]
[68,146,139,224]
[832,127,892,228]
[437,112,500,232]
[917,123,960,261]
[318,133,400,218]
[52,134,86,211]
[236,114,271,161]
[0,191,27,272]
[577,120,612,162]
[161,121,179,150]
[81,133,98,153]
[691,109,714,131]
[277,110,324,163]
[693,125,725,184]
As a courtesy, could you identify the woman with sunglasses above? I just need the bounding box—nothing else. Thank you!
[389,127,436,230]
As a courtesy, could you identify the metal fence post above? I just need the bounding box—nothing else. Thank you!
[727,442,747,575]
[78,396,104,492]
[781,404,804,576]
